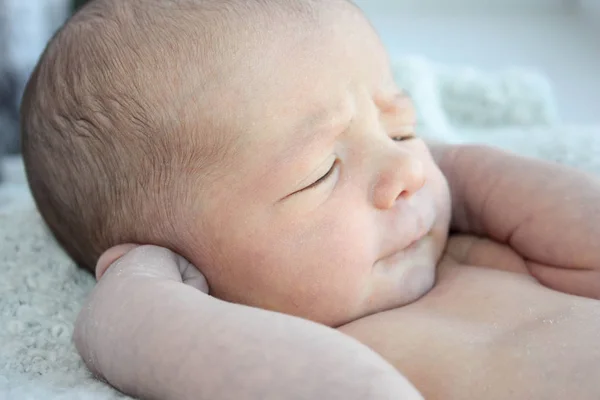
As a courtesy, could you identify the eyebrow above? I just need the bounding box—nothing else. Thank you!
[281,92,411,162]
[375,92,413,114]
[297,104,353,136]
[288,103,354,152]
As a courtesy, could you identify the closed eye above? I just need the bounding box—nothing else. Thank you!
[390,126,416,142]
[391,134,414,142]
[300,160,337,192]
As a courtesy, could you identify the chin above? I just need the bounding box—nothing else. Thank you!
[368,239,439,316]
[403,236,443,301]
[398,259,437,304]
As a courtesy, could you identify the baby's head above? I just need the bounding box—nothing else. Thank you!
[22,0,451,326]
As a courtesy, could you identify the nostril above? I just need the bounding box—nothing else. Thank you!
[397,189,411,201]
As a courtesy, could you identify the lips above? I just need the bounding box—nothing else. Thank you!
[378,203,436,264]
[379,228,430,264]
[405,231,428,251]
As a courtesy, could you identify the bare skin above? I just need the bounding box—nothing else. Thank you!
[76,144,600,399]
[340,238,600,399]
[338,143,600,399]
[59,1,600,398]
[75,245,422,400]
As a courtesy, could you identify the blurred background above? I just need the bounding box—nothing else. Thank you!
[0,0,598,156]
[1,0,77,156]
[354,0,600,125]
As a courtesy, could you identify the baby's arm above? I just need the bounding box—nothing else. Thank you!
[74,245,422,400]
[431,143,600,299]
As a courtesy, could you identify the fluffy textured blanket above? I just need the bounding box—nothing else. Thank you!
[1,58,599,400]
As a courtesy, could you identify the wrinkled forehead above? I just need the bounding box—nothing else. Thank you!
[204,5,393,144]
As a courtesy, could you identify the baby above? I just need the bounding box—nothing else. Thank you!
[20,0,600,399]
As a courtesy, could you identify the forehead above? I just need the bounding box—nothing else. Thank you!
[210,8,393,138]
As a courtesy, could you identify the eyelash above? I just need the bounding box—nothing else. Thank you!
[303,160,337,191]
[390,126,416,142]
[391,135,414,142]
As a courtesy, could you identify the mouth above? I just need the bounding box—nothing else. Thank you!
[378,229,431,265]
[377,195,438,266]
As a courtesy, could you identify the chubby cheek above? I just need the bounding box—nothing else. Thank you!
[289,220,376,325]
[287,213,376,325]
[211,203,377,326]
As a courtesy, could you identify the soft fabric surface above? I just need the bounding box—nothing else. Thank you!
[1,58,599,400]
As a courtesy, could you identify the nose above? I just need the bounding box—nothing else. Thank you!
[371,146,426,210]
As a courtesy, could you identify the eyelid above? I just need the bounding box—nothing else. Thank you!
[301,159,338,192]
[389,123,416,140]
[286,158,337,198]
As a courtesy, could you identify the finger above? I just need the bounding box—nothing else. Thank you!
[527,262,600,300]
[96,244,140,280]
[98,245,210,292]
[105,245,184,282]
[175,256,209,294]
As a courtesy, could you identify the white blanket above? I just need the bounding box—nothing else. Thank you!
[1,58,599,400]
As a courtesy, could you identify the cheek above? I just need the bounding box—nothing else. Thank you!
[299,211,374,280]
[213,201,377,326]
[278,211,376,324]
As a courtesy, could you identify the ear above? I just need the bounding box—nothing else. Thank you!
[95,244,140,280]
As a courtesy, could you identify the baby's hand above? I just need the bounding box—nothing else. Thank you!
[438,144,600,299]
[94,243,208,291]
[74,245,209,385]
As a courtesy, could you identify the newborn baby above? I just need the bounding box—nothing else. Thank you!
[21,0,600,399]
